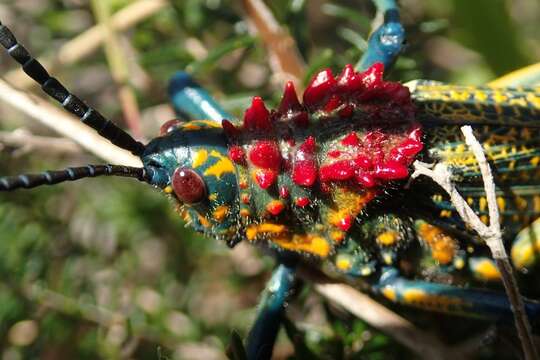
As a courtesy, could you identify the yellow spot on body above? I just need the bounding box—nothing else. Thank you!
[467,197,474,206]
[208,193,218,201]
[381,286,397,302]
[479,197,487,212]
[198,214,211,228]
[474,90,488,102]
[331,231,345,243]
[181,123,201,131]
[403,289,464,312]
[164,186,173,194]
[336,256,352,271]
[212,205,229,222]
[531,157,540,167]
[497,197,506,212]
[439,210,452,218]
[473,259,501,281]
[246,223,287,241]
[382,253,393,265]
[516,196,528,211]
[204,150,235,179]
[417,222,456,265]
[492,91,508,104]
[454,257,465,270]
[360,267,372,276]
[327,188,376,230]
[480,215,489,225]
[273,233,330,257]
[195,120,222,128]
[240,208,251,217]
[377,231,398,246]
[192,149,208,168]
[512,222,540,270]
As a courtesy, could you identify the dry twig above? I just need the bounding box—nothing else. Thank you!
[0,129,81,156]
[5,0,169,88]
[91,0,144,139]
[0,78,142,167]
[241,0,307,90]
[411,125,538,360]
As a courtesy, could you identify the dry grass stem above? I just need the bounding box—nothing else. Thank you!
[241,0,307,91]
[411,125,538,360]
[0,78,142,167]
[0,129,81,156]
[91,0,143,139]
[5,0,169,88]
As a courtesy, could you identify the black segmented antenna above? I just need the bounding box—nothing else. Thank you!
[0,20,145,156]
[0,165,150,191]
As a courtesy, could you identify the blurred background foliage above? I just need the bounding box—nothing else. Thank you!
[0,0,538,359]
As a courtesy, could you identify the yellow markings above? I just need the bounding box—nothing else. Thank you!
[450,90,470,102]
[382,253,393,265]
[326,188,376,230]
[531,157,540,167]
[212,205,229,222]
[402,289,464,312]
[381,286,397,302]
[439,210,452,218]
[360,267,372,276]
[492,90,508,104]
[515,196,528,211]
[479,197,487,212]
[508,96,527,108]
[208,193,218,201]
[331,231,345,243]
[192,149,209,168]
[480,215,489,225]
[472,258,501,281]
[204,150,235,179]
[240,208,251,218]
[377,231,399,246]
[534,196,540,213]
[246,222,287,241]
[454,257,465,270]
[164,186,173,194]
[474,90,488,102]
[497,197,506,212]
[273,233,331,257]
[336,255,352,271]
[196,120,222,128]
[181,122,201,131]
[467,197,474,206]
[511,220,540,270]
[197,214,211,228]
[417,222,456,265]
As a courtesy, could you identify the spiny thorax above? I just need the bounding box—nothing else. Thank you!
[222,63,424,258]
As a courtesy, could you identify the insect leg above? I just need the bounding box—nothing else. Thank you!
[168,71,233,122]
[372,267,540,323]
[489,62,540,88]
[511,218,540,272]
[245,263,297,360]
[356,0,405,72]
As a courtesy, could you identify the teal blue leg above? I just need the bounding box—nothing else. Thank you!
[168,72,233,122]
[356,0,405,72]
[246,263,297,360]
[372,267,540,325]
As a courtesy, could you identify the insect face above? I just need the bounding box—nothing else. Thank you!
[143,120,240,243]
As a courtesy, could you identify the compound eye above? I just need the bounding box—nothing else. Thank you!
[172,167,206,204]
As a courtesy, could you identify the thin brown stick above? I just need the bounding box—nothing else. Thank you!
[5,0,169,88]
[91,0,143,139]
[297,267,457,360]
[241,0,307,90]
[0,78,142,167]
[411,126,538,360]
[0,129,81,155]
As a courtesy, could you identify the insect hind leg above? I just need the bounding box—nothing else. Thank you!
[245,263,297,360]
[168,71,233,122]
[356,0,405,72]
[372,267,540,327]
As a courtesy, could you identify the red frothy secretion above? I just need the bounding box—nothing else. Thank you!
[172,168,206,204]
[292,136,318,187]
[254,169,278,189]
[295,197,311,207]
[249,141,281,170]
[228,145,246,165]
